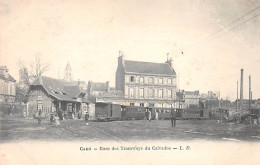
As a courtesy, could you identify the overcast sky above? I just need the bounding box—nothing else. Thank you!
[1,0,260,100]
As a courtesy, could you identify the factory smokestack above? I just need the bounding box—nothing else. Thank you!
[249,75,251,113]
[240,69,244,110]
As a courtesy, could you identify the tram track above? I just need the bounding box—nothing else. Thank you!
[57,121,128,143]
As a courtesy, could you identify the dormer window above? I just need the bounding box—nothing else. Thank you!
[51,89,59,94]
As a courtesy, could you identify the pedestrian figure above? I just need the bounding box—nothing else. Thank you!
[54,114,60,126]
[170,109,176,127]
[85,112,89,125]
[50,113,55,123]
[38,109,42,125]
[148,110,152,122]
[155,111,158,120]
[145,110,149,120]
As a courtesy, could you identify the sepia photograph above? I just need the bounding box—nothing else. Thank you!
[0,0,260,165]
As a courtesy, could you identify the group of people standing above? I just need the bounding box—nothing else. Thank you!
[36,109,90,126]
[146,109,177,127]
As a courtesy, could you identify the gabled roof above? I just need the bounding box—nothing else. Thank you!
[124,60,176,76]
[30,76,84,102]
[65,62,72,71]
[0,74,16,82]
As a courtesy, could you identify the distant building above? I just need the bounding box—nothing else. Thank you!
[176,90,185,109]
[87,81,110,102]
[200,91,218,100]
[115,53,177,108]
[96,90,125,103]
[74,80,87,91]
[184,90,199,108]
[234,99,258,109]
[64,62,73,82]
[27,76,87,117]
[0,66,16,104]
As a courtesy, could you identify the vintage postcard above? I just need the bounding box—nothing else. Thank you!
[0,0,260,165]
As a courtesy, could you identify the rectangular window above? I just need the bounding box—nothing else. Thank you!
[149,103,154,107]
[149,77,153,83]
[159,89,163,98]
[159,78,163,84]
[168,78,172,84]
[149,88,154,98]
[140,88,144,97]
[140,77,144,83]
[167,90,172,98]
[140,103,144,107]
[129,88,134,97]
[130,76,135,82]
[130,103,135,106]
[37,96,43,111]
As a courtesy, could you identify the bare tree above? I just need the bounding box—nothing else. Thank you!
[29,56,50,78]
[17,55,50,86]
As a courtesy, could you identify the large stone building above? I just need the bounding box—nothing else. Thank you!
[0,66,16,104]
[27,76,87,118]
[115,53,177,108]
[183,90,200,108]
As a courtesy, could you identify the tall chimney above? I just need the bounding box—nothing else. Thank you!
[236,81,238,111]
[249,75,251,113]
[118,50,125,66]
[165,53,173,68]
[240,69,244,110]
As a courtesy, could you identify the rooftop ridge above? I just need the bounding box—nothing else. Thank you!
[125,60,170,65]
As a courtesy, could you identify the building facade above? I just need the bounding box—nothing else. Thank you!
[184,90,200,108]
[87,81,110,102]
[27,76,87,118]
[115,53,177,108]
[0,66,16,104]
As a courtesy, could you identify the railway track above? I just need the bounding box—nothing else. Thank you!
[89,123,129,143]
[57,122,128,143]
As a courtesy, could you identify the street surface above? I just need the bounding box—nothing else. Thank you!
[0,117,260,143]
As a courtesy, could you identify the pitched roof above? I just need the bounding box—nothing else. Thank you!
[64,85,84,98]
[184,91,200,96]
[0,74,16,82]
[30,76,84,101]
[124,60,176,76]
[65,62,72,71]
